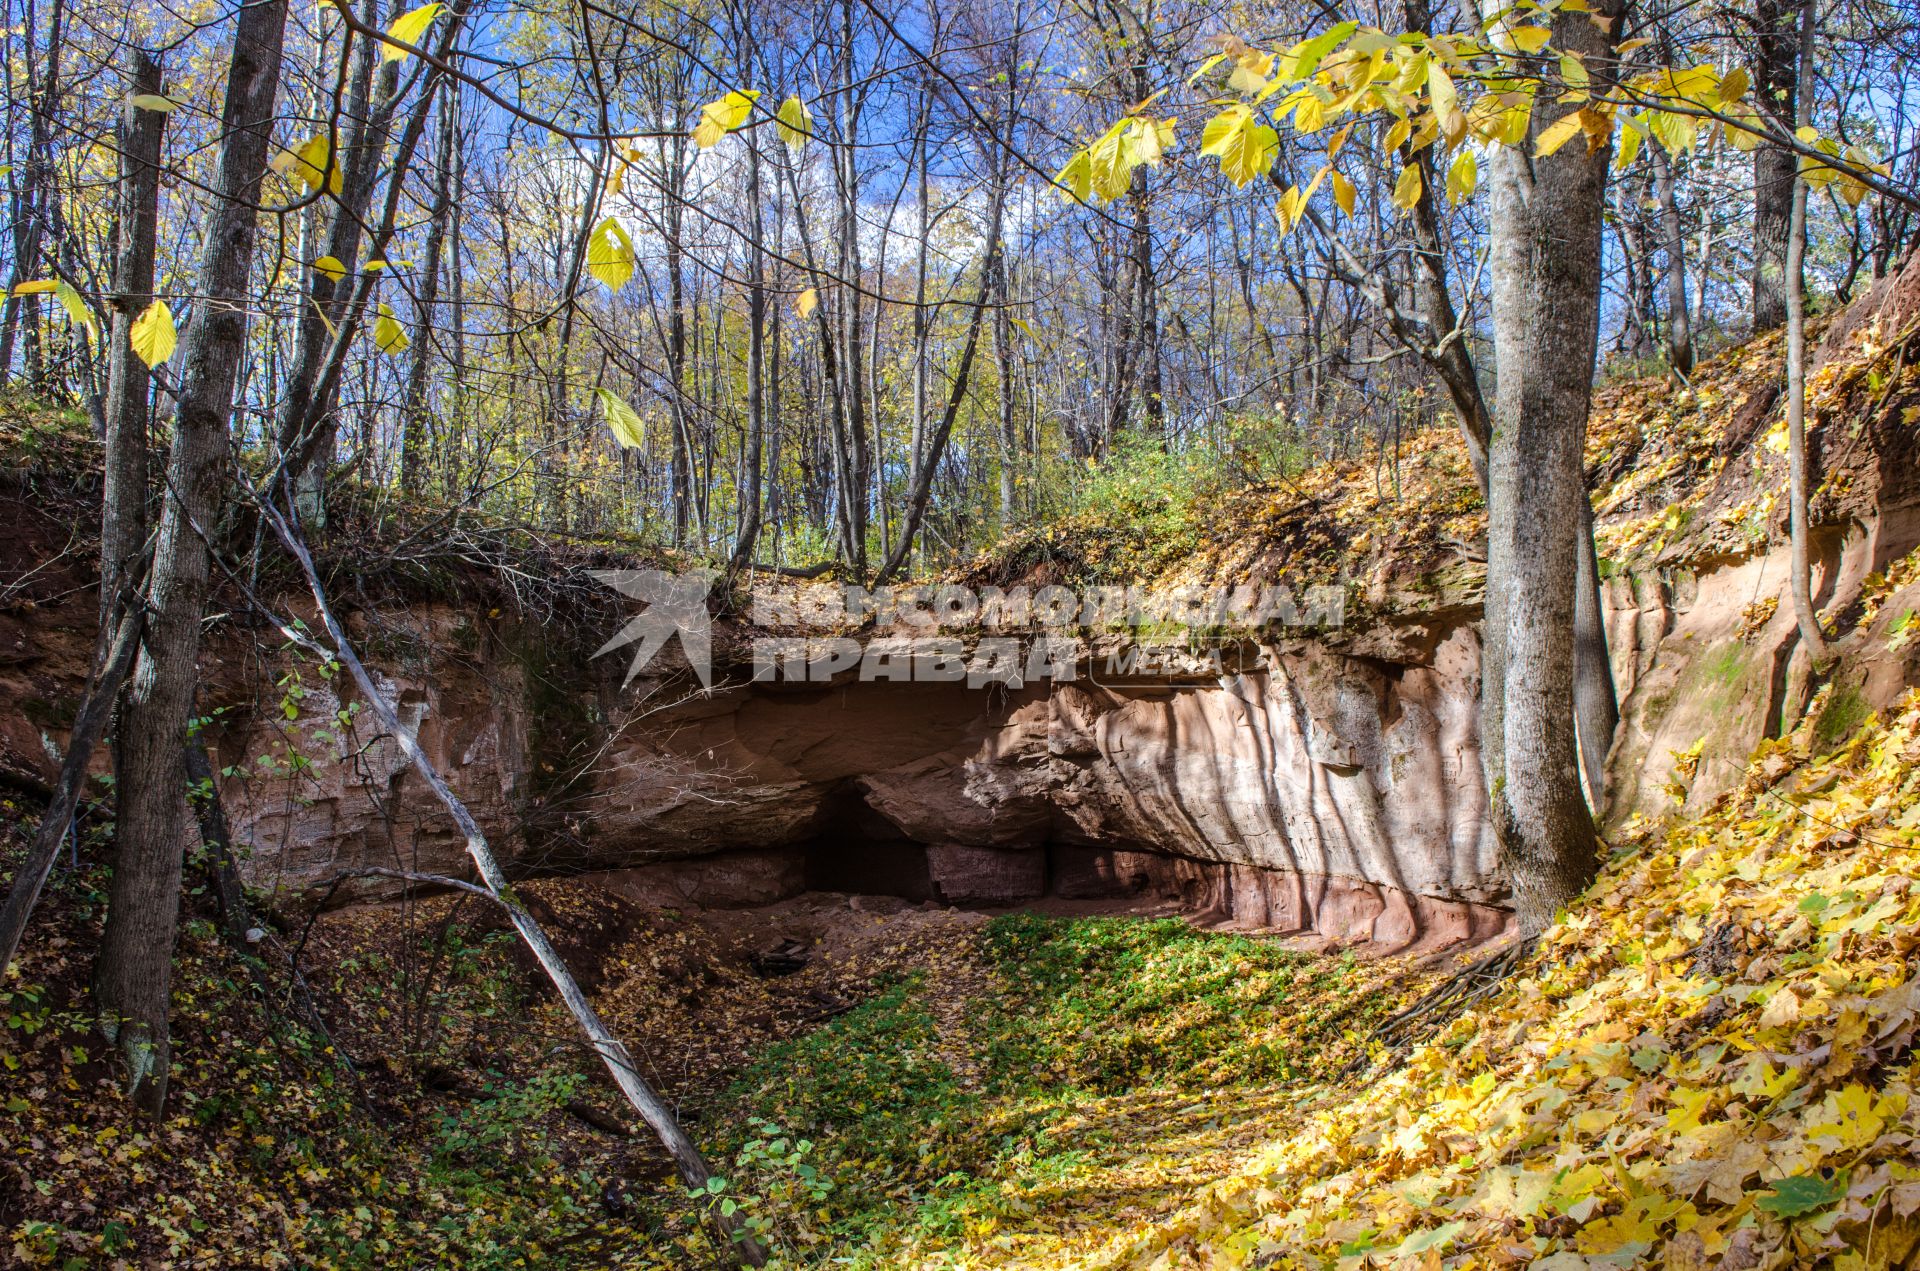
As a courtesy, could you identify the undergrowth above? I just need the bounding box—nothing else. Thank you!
[716,915,1397,1267]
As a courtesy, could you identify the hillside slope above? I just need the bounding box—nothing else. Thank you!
[873,685,1920,1270]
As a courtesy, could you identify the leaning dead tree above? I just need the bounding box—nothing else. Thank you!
[253,486,768,1266]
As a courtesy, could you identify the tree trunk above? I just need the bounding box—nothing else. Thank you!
[994,246,1019,526]
[729,132,768,571]
[400,76,458,495]
[1649,144,1694,375]
[94,0,289,1116]
[1476,0,1615,933]
[0,0,63,385]
[1784,0,1831,665]
[1614,169,1658,360]
[102,48,166,612]
[271,0,388,510]
[1752,0,1798,332]
[0,602,141,976]
[260,501,767,1266]
[876,166,1008,582]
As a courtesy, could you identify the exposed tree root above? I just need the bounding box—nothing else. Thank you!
[1342,936,1537,1078]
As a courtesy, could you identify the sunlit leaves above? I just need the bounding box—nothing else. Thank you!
[382,3,442,62]
[1278,20,1359,83]
[692,90,760,149]
[1199,106,1277,188]
[1427,61,1465,142]
[130,93,177,113]
[585,217,635,291]
[595,388,646,449]
[54,281,95,343]
[16,279,100,343]
[1445,149,1477,204]
[283,134,342,196]
[1535,107,1610,157]
[795,287,818,319]
[776,96,813,150]
[1506,24,1552,54]
[312,255,347,284]
[1056,116,1175,202]
[373,303,409,354]
[1615,114,1646,170]
[130,299,177,367]
[1330,169,1356,215]
[1058,9,1888,245]
[1390,162,1423,210]
[1558,52,1590,101]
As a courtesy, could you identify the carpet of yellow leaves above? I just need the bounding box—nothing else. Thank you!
[952,688,1920,1271]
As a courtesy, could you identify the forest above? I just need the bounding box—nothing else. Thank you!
[1,0,1919,1262]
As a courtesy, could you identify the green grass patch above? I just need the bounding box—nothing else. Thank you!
[714,914,1389,1263]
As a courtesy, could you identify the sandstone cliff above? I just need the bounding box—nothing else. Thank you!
[2,269,1917,949]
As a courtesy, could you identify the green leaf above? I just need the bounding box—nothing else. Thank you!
[130,299,178,367]
[383,3,443,62]
[596,388,646,449]
[586,217,635,291]
[1283,20,1359,82]
[1756,1171,1849,1219]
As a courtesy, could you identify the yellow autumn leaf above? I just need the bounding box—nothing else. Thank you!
[1427,63,1463,140]
[129,93,177,113]
[1330,169,1356,215]
[1390,161,1423,210]
[312,255,347,284]
[776,95,813,150]
[383,3,442,62]
[373,303,409,354]
[1199,105,1277,188]
[289,134,342,196]
[692,89,760,149]
[596,388,646,449]
[1446,148,1477,204]
[129,299,177,367]
[1534,110,1587,157]
[54,281,96,344]
[796,287,818,319]
[9,279,56,296]
[585,217,634,291]
[1507,24,1553,54]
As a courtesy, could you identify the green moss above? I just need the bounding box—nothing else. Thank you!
[1812,682,1871,751]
